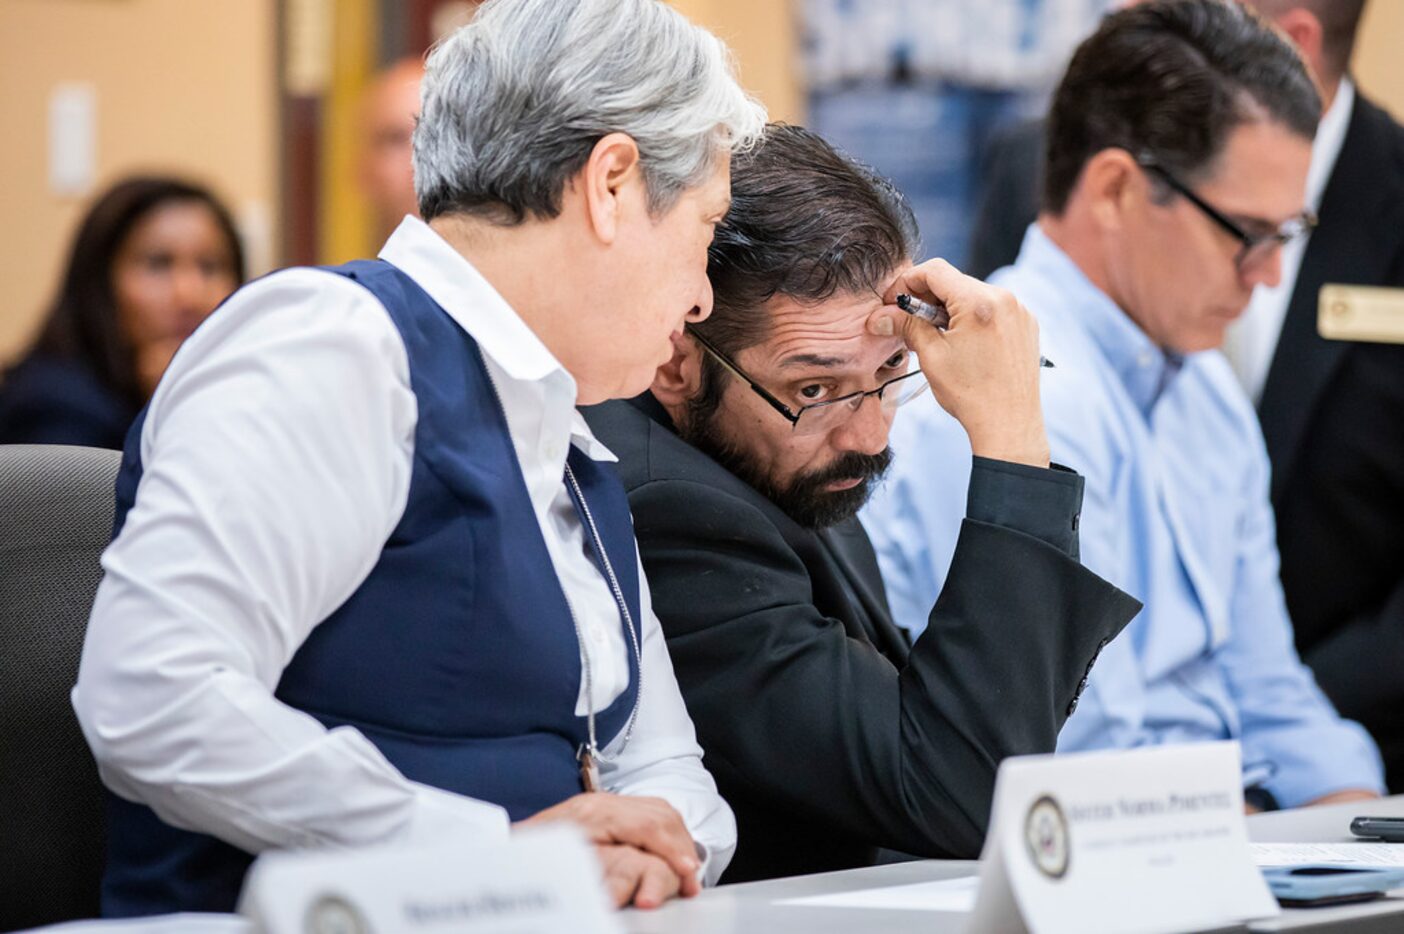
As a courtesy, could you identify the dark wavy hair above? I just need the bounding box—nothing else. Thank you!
[1043,0,1321,216]
[687,123,919,416]
[21,176,246,407]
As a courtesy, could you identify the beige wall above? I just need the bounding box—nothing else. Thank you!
[1354,1,1404,121]
[670,0,804,125]
[0,0,278,364]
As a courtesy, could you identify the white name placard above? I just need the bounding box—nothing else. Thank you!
[238,825,621,934]
[965,742,1279,934]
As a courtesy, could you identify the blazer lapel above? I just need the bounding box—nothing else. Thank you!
[1258,234,1351,503]
[1259,94,1404,503]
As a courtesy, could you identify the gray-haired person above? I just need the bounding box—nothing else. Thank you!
[73,0,764,916]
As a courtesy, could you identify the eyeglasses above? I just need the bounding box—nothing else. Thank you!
[1136,157,1317,273]
[688,328,929,437]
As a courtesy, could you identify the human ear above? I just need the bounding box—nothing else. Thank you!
[1084,148,1139,233]
[1273,9,1326,92]
[651,333,705,409]
[581,132,643,245]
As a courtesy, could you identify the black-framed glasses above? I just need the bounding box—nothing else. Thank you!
[1136,157,1317,272]
[688,328,929,437]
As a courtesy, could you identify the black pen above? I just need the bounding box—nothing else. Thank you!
[896,294,1055,369]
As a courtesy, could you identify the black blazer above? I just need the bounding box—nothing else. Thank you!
[585,395,1140,882]
[1262,92,1404,790]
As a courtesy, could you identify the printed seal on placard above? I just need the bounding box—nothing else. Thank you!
[304,892,371,934]
[1024,794,1070,880]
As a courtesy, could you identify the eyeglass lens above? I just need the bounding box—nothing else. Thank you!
[791,370,929,436]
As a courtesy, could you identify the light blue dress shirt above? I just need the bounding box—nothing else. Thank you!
[863,225,1384,807]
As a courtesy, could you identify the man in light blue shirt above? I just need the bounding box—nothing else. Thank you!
[864,0,1383,810]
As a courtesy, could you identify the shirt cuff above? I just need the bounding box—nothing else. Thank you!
[402,782,512,847]
[695,841,719,888]
[965,456,1084,558]
[1259,722,1388,809]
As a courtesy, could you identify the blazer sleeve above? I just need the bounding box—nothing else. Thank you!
[628,476,1141,859]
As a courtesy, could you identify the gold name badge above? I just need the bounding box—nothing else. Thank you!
[1318,284,1404,344]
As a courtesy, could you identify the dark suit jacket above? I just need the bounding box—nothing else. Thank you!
[0,354,136,449]
[968,117,1044,279]
[1262,92,1404,791]
[585,394,1140,882]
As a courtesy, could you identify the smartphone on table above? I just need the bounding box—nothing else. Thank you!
[1261,865,1404,908]
[1350,816,1404,843]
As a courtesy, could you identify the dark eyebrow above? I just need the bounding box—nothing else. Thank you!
[778,353,852,370]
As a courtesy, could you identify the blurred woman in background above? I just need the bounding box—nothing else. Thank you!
[0,176,244,448]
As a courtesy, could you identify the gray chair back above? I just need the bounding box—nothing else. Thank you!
[0,444,121,930]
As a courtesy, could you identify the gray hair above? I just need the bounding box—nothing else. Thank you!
[413,0,768,224]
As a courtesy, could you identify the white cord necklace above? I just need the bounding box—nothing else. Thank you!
[563,462,643,792]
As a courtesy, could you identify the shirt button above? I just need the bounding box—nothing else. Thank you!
[1137,350,1155,368]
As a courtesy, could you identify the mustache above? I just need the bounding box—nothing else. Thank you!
[793,447,893,491]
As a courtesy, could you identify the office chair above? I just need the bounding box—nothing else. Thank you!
[0,444,120,930]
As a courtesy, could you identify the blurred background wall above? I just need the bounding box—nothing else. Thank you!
[0,0,1400,363]
[0,0,278,363]
[1358,1,1404,118]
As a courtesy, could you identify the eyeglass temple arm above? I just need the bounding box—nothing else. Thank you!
[685,328,801,424]
[1138,156,1261,246]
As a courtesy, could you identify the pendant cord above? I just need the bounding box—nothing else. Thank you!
[565,462,643,765]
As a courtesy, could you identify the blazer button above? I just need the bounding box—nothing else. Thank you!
[1081,637,1109,679]
[1072,513,1081,531]
[1067,675,1091,717]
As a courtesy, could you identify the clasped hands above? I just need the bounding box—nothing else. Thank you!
[517,792,701,910]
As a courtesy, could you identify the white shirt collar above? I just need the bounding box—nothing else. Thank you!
[378,216,561,383]
[1306,77,1355,211]
[570,410,618,463]
[377,216,616,463]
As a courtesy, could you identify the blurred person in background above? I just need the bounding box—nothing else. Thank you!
[0,176,244,448]
[358,57,426,241]
[866,0,1385,811]
[803,0,1113,267]
[969,0,1404,790]
[1222,0,1404,795]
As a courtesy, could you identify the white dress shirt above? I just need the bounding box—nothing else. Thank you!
[1223,79,1355,402]
[72,217,736,883]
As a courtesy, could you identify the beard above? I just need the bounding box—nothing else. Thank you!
[680,396,893,530]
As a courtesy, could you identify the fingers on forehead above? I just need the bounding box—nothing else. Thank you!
[891,258,969,302]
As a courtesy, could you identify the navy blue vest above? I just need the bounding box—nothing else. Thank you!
[101,260,642,916]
